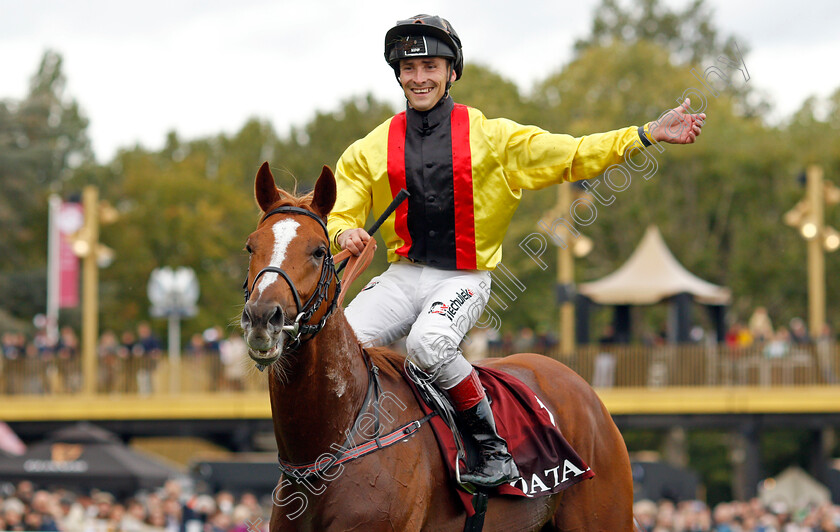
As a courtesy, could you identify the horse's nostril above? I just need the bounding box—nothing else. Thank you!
[241,307,253,328]
[268,306,284,330]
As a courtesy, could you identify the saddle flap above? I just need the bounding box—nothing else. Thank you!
[401,362,595,516]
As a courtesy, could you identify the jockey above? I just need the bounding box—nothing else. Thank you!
[328,14,705,487]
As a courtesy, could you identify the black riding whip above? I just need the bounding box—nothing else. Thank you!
[336,188,410,273]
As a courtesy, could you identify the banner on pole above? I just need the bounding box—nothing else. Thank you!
[57,202,84,308]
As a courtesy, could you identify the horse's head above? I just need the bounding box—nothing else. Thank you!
[241,162,338,367]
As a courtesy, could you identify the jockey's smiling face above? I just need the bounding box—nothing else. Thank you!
[399,57,455,112]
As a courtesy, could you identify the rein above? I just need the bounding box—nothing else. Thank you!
[249,201,435,492]
[243,206,341,355]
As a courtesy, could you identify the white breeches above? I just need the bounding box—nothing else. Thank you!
[345,262,491,389]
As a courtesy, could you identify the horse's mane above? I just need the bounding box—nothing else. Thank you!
[262,188,315,217]
[365,346,409,381]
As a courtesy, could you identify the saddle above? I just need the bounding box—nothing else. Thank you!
[401,362,595,517]
[334,241,594,525]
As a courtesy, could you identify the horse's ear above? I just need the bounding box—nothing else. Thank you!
[255,162,281,213]
[311,165,336,220]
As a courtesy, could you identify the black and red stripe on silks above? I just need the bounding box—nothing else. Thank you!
[450,104,476,270]
[386,104,477,270]
[387,111,412,257]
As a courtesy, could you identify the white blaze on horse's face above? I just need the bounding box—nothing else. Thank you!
[254,218,300,298]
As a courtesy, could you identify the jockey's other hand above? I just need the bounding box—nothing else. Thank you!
[337,228,373,256]
[651,98,706,145]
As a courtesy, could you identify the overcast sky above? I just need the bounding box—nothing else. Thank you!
[2,0,839,163]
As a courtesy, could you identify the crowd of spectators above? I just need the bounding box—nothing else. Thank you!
[3,307,837,396]
[0,323,249,396]
[4,478,840,532]
[0,480,269,532]
[722,308,827,359]
[634,497,840,531]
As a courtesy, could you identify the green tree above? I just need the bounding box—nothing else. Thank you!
[451,63,539,124]
[97,145,255,338]
[274,94,396,188]
[0,50,92,322]
[576,0,744,68]
[88,92,397,338]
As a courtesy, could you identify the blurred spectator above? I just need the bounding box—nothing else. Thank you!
[2,332,26,394]
[820,323,834,344]
[726,322,753,349]
[634,498,657,530]
[98,330,122,393]
[57,325,81,393]
[136,322,163,395]
[207,510,233,532]
[512,326,536,353]
[500,330,514,352]
[231,503,254,532]
[689,325,706,344]
[789,317,811,345]
[215,491,235,516]
[764,327,791,359]
[121,498,148,531]
[748,306,775,343]
[654,499,676,531]
[23,339,46,394]
[712,501,737,531]
[204,327,223,390]
[162,496,183,531]
[536,329,558,351]
[183,494,216,532]
[121,330,139,394]
[599,324,617,345]
[2,497,26,531]
[220,333,247,391]
[187,333,207,358]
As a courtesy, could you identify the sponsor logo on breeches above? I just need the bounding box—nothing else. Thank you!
[428,288,475,321]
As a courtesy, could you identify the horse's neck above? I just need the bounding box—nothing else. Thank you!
[269,312,369,463]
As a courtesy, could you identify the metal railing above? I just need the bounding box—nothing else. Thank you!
[487,342,840,388]
[1,342,838,396]
[0,354,266,396]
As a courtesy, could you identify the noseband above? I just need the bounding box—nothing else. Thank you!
[243,206,341,352]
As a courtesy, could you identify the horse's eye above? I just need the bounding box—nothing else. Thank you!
[313,247,326,259]
[245,245,253,254]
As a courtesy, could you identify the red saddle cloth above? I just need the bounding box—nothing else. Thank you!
[403,364,595,516]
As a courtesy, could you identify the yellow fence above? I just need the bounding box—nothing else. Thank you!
[1,343,838,397]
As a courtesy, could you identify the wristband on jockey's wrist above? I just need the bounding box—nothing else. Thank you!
[637,122,657,147]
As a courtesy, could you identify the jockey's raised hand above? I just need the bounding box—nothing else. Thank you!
[650,97,706,144]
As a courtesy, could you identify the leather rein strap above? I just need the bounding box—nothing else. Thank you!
[251,201,436,493]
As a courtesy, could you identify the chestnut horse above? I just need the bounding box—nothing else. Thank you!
[241,162,636,531]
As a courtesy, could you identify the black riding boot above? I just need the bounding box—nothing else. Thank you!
[457,396,520,487]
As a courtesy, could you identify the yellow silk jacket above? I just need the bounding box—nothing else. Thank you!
[328,97,651,271]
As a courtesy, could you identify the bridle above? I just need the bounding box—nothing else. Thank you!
[248,202,436,492]
[243,205,341,354]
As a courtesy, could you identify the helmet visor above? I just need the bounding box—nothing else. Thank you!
[387,34,456,65]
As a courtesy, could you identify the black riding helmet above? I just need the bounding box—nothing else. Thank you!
[384,14,464,82]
